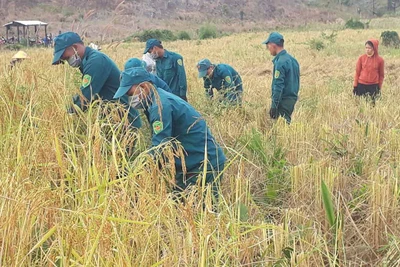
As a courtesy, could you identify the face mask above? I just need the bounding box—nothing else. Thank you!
[129,86,146,109]
[68,47,82,68]
[150,51,159,60]
[129,95,143,109]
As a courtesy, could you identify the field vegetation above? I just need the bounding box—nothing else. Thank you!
[1,17,400,266]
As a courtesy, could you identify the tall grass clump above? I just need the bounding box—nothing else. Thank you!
[198,24,218,40]
[177,31,191,40]
[131,29,177,42]
[345,18,365,29]
[381,31,400,48]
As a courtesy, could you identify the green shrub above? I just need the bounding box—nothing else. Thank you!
[176,31,191,40]
[4,44,24,51]
[309,38,325,51]
[198,24,218,40]
[345,19,365,29]
[381,31,400,48]
[132,29,177,42]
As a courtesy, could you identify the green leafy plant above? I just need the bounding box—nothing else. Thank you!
[132,29,177,42]
[177,31,191,40]
[381,31,400,48]
[309,38,325,51]
[240,129,289,204]
[321,31,338,44]
[321,180,336,228]
[4,43,25,50]
[345,19,365,29]
[199,24,218,40]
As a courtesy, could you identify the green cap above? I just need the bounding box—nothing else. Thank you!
[113,67,152,99]
[197,58,212,78]
[144,39,161,54]
[124,58,147,70]
[52,32,82,65]
[262,32,284,45]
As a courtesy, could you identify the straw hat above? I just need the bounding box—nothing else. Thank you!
[12,51,29,59]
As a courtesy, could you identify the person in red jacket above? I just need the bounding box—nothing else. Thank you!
[353,39,385,102]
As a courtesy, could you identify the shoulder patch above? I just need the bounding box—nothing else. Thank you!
[177,59,183,66]
[225,76,232,83]
[82,74,92,87]
[153,121,164,134]
[274,70,280,79]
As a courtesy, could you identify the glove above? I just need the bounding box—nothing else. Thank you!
[269,108,278,119]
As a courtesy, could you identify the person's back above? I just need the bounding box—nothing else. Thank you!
[124,57,171,93]
[77,47,141,127]
[274,51,300,100]
[156,50,187,98]
[79,47,119,101]
[148,89,226,173]
[150,74,172,93]
[197,59,243,104]
[215,64,243,92]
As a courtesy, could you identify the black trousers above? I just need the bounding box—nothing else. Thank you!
[353,84,380,100]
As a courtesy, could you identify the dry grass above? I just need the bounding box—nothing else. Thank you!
[1,19,400,266]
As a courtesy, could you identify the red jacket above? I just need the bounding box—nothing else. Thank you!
[353,39,385,89]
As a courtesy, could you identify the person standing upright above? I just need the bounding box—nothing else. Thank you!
[263,32,300,124]
[144,39,188,101]
[353,39,384,103]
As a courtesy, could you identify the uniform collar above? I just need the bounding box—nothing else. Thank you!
[272,49,287,63]
[205,64,217,80]
[83,46,93,61]
[80,46,93,70]
[161,49,169,58]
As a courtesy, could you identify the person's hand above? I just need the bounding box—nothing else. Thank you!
[269,108,278,119]
[67,106,75,114]
[206,88,214,99]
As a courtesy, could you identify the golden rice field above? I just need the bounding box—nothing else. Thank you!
[1,18,400,266]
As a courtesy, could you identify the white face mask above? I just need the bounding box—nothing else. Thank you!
[129,86,145,109]
[150,51,159,60]
[68,47,82,68]
[129,95,142,109]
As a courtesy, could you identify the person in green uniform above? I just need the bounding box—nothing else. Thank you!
[113,67,226,199]
[124,58,172,93]
[263,32,300,124]
[196,59,243,104]
[144,39,188,101]
[52,32,141,128]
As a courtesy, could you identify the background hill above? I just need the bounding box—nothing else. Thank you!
[0,0,397,40]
